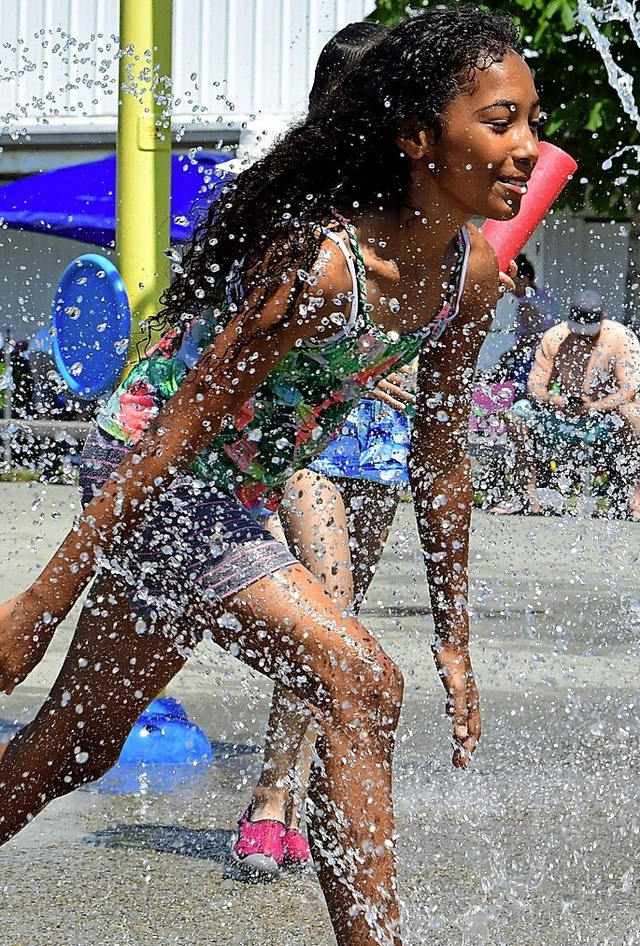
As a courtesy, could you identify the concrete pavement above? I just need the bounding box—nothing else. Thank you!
[1,482,639,945]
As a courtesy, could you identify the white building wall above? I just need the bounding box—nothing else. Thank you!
[0,0,375,137]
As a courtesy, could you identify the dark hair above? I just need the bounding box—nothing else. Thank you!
[516,254,535,283]
[308,22,387,111]
[157,8,521,339]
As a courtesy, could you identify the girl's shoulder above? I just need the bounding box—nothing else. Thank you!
[452,223,499,320]
[312,227,362,299]
[464,222,500,285]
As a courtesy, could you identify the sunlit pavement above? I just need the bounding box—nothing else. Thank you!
[1,482,639,945]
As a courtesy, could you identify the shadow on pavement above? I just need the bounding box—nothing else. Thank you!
[86,823,234,864]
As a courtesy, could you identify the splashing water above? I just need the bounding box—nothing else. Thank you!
[577,0,640,170]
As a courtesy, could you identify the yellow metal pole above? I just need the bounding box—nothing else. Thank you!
[116,0,173,373]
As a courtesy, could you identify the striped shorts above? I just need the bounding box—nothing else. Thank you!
[79,425,297,619]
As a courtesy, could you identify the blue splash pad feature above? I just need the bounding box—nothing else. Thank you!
[94,697,213,795]
[51,253,131,398]
[117,697,213,767]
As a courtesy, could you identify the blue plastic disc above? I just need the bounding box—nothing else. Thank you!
[51,253,131,398]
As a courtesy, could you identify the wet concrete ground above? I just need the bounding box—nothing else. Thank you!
[1,482,639,945]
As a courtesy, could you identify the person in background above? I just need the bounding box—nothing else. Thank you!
[491,290,640,517]
[486,253,561,396]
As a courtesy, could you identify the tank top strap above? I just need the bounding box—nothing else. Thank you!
[413,224,472,344]
[330,209,368,306]
[303,212,368,349]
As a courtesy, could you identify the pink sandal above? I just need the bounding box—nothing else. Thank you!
[282,827,311,870]
[232,809,286,875]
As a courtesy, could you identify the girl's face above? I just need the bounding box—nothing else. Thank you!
[424,51,541,222]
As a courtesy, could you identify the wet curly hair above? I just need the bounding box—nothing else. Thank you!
[156,7,520,338]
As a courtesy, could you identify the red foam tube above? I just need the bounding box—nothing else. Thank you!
[480,141,577,272]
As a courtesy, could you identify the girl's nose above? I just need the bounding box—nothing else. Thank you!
[513,126,540,168]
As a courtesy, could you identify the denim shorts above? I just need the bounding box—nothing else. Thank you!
[79,425,297,618]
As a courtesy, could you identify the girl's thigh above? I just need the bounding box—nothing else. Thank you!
[277,469,354,608]
[190,562,401,725]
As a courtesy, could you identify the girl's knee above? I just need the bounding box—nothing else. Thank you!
[329,632,404,734]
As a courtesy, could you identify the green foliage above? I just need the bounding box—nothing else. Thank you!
[369,0,640,217]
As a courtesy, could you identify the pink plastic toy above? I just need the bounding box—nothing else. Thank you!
[481,141,578,272]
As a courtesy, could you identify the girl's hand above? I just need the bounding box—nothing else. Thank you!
[432,640,481,768]
[370,364,416,412]
[581,394,595,412]
[498,259,517,294]
[0,592,58,694]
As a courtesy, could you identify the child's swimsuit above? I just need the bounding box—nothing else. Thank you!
[309,381,415,488]
[82,220,470,612]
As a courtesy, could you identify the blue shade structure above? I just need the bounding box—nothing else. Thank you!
[0,152,232,248]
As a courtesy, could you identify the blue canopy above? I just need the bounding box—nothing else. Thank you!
[0,152,232,248]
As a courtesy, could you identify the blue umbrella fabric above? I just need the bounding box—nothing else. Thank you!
[0,152,232,248]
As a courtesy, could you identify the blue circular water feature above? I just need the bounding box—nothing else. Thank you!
[51,253,131,399]
[117,697,213,767]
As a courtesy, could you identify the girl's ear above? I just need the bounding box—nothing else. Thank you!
[395,122,437,160]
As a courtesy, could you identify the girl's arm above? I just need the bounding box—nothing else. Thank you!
[0,240,353,692]
[409,234,496,768]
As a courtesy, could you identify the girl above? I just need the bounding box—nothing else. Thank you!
[0,9,541,945]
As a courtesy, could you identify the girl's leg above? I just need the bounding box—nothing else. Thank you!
[278,473,402,831]
[246,469,355,829]
[0,576,189,842]
[249,471,401,834]
[278,469,356,608]
[249,680,315,825]
[333,476,402,608]
[0,563,403,946]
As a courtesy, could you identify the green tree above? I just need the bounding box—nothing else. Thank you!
[370,0,640,319]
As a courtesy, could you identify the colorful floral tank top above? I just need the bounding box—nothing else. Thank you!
[98,221,471,514]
